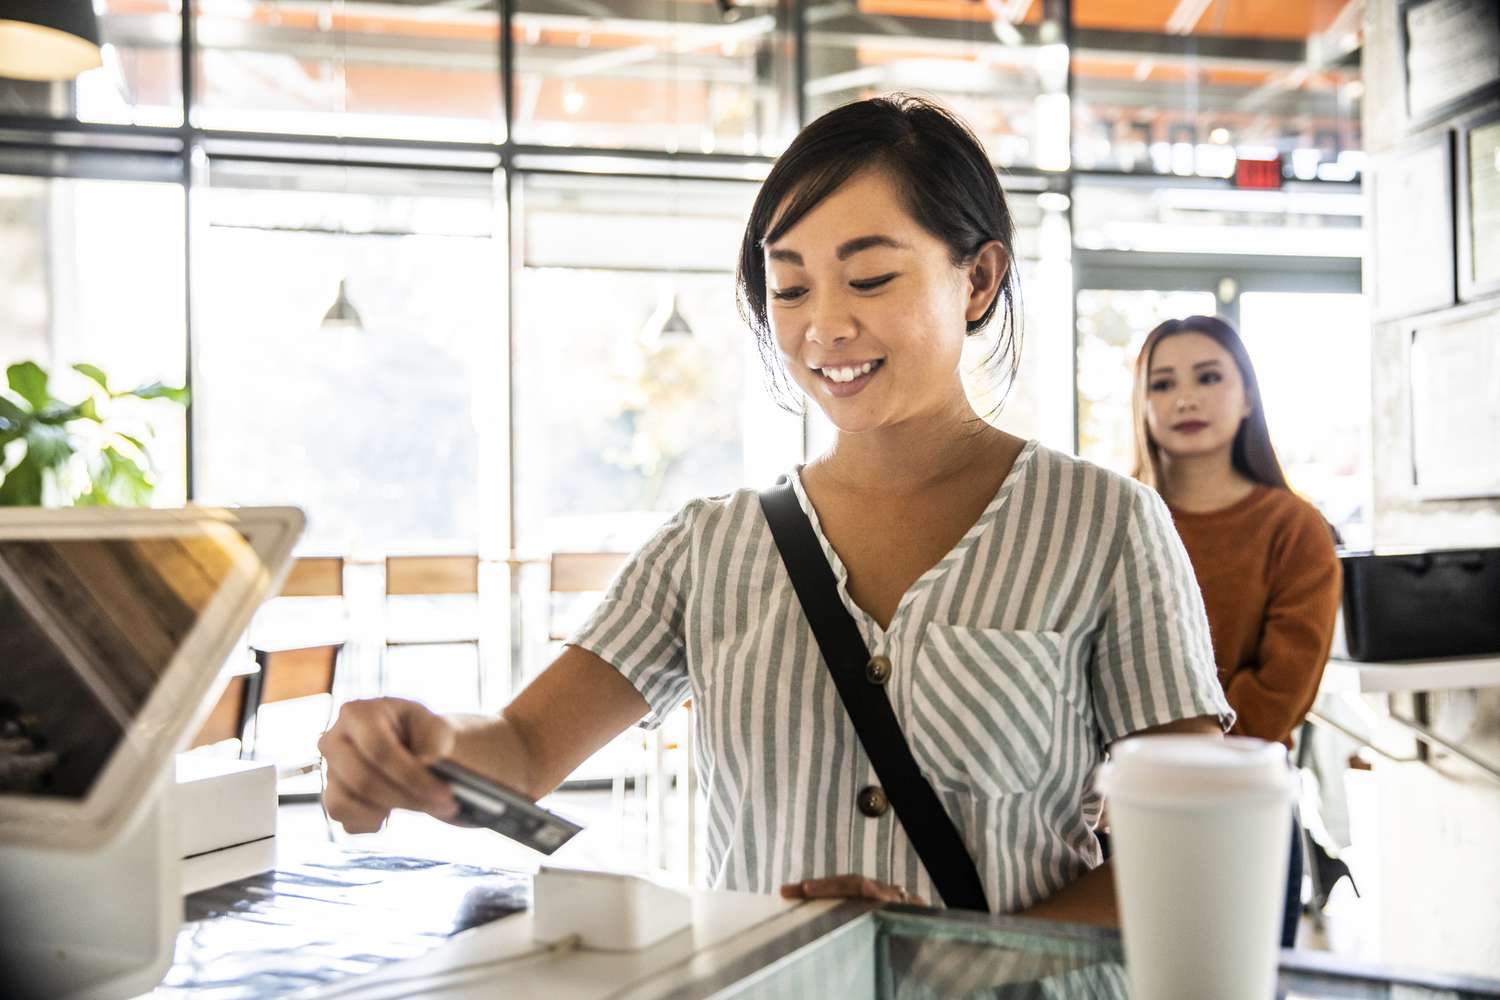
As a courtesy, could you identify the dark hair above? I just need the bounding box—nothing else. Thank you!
[736,94,1021,411]
[1130,314,1290,492]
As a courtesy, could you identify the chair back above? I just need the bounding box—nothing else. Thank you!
[385,555,480,596]
[547,552,628,641]
[189,674,252,749]
[548,551,628,594]
[258,644,341,706]
[279,556,344,597]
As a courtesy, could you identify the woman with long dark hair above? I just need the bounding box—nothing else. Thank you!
[1130,314,1342,946]
[316,96,1232,926]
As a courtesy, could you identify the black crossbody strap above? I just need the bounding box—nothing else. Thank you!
[759,479,989,912]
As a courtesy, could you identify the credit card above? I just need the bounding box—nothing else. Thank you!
[428,759,583,855]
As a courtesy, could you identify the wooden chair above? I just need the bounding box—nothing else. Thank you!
[547,551,629,642]
[192,558,346,755]
[188,673,256,752]
[245,557,348,808]
[247,641,344,801]
[382,554,485,709]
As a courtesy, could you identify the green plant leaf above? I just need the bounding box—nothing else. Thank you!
[6,362,50,411]
[0,395,26,432]
[24,422,75,469]
[72,363,111,393]
[37,401,83,424]
[0,450,44,506]
[126,382,190,406]
[101,446,153,505]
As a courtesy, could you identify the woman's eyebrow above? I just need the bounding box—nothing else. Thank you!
[765,234,908,266]
[836,234,908,259]
[1192,360,1224,370]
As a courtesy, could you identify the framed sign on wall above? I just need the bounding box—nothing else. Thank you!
[1409,306,1500,499]
[1457,107,1500,301]
[1400,0,1500,129]
[1371,132,1456,322]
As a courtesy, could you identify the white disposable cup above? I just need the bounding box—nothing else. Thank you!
[1098,735,1295,1000]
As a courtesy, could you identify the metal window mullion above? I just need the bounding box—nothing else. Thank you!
[1060,0,1078,454]
[500,0,514,147]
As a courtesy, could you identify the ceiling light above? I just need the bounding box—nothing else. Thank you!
[0,1,103,81]
[641,291,693,346]
[321,279,365,333]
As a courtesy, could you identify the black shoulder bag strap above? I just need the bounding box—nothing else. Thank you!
[759,478,989,912]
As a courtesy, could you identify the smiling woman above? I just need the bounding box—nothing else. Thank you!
[316,95,1231,925]
[737,97,1022,417]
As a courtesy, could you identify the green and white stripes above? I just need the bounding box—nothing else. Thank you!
[570,441,1232,913]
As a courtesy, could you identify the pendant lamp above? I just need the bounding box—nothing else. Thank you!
[0,1,103,81]
[320,278,365,333]
[642,290,692,345]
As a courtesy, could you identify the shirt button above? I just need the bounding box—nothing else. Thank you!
[865,655,892,685]
[857,785,889,818]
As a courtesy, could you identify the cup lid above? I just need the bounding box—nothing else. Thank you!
[1097,735,1295,809]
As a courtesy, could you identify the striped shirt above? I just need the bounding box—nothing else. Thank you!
[570,440,1233,913]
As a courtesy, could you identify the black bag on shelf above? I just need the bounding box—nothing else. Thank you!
[1339,548,1500,661]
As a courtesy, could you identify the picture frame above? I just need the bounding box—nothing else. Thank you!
[1399,0,1500,131]
[1371,131,1456,322]
[1408,304,1500,500]
[1456,106,1500,301]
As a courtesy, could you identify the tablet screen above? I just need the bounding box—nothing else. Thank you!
[0,530,254,801]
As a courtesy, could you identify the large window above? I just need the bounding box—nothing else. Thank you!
[511,172,800,677]
[1072,0,1363,181]
[0,163,188,505]
[512,0,792,153]
[805,2,1068,170]
[193,0,503,141]
[2,0,1371,710]
[1239,291,1370,543]
[192,161,503,555]
[0,1,183,126]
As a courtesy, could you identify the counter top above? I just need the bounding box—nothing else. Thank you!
[1323,655,1500,694]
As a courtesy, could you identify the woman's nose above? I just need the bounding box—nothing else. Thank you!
[805,294,855,346]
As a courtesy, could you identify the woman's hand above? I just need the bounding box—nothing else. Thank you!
[317,697,460,833]
[780,875,928,906]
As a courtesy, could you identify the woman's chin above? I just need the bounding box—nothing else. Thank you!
[1158,436,1234,460]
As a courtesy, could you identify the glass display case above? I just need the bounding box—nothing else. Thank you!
[693,905,1500,1000]
[157,848,1500,999]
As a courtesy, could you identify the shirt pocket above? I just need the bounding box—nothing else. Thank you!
[908,625,1065,798]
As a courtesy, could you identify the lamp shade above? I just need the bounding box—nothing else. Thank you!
[320,278,365,332]
[0,1,103,81]
[641,290,693,345]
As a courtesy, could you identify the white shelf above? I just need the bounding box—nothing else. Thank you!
[1325,655,1500,694]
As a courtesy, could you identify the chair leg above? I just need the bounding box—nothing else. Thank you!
[473,638,485,712]
[241,651,268,759]
[611,767,627,849]
[685,714,698,887]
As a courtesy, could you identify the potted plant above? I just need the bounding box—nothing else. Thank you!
[0,361,189,507]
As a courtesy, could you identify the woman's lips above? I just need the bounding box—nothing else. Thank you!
[815,359,883,398]
[1171,420,1209,434]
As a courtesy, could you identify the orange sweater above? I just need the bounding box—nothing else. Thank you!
[1167,486,1342,749]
